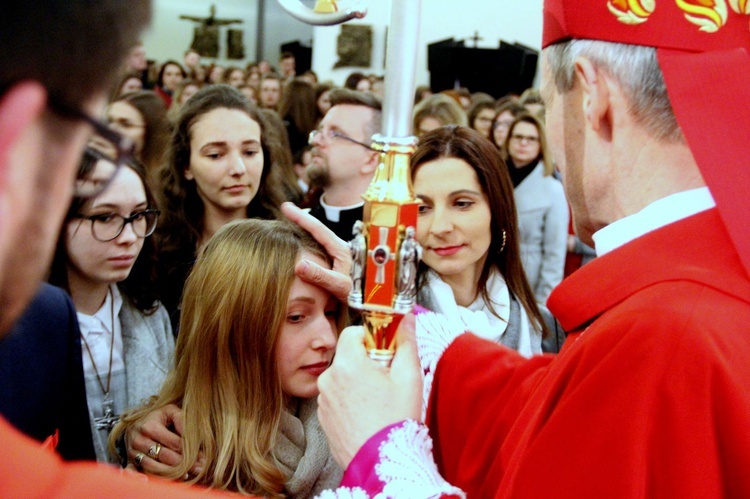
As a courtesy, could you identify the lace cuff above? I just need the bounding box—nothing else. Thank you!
[415,309,467,418]
[316,419,465,499]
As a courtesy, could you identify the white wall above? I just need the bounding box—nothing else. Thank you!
[312,0,543,89]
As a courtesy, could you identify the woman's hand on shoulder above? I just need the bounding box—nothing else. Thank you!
[127,403,204,478]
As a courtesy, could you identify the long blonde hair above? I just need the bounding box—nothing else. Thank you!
[112,219,343,496]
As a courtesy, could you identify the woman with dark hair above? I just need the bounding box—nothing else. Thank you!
[154,60,186,108]
[110,72,144,100]
[313,82,334,125]
[278,78,318,157]
[467,99,497,139]
[156,84,282,331]
[106,90,171,190]
[502,113,568,305]
[412,126,563,355]
[343,71,370,92]
[207,63,225,85]
[259,108,305,205]
[223,66,246,88]
[412,94,467,136]
[491,101,526,151]
[166,80,201,125]
[48,152,173,463]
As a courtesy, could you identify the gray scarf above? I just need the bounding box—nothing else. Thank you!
[276,397,342,498]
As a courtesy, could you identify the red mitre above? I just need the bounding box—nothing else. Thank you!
[543,0,750,278]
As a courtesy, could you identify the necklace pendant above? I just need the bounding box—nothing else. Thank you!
[95,392,119,432]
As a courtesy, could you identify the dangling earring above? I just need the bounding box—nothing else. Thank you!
[498,229,507,253]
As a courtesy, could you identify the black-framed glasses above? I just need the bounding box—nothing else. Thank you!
[309,129,374,150]
[47,95,136,197]
[75,209,160,242]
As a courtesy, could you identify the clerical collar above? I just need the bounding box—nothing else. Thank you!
[319,195,364,223]
[593,187,715,257]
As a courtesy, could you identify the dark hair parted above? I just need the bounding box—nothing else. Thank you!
[112,90,170,178]
[259,108,304,205]
[157,60,186,88]
[156,85,282,320]
[278,78,317,141]
[411,125,548,336]
[48,158,160,313]
[0,2,151,108]
[503,113,554,176]
[467,100,497,131]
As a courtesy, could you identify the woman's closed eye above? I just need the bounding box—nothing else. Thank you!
[287,313,305,324]
[324,307,339,319]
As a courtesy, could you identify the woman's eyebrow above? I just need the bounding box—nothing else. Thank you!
[287,296,316,305]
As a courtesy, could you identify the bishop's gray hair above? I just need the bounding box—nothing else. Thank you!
[543,40,683,143]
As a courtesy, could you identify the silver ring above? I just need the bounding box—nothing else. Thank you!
[147,443,162,461]
[133,452,145,469]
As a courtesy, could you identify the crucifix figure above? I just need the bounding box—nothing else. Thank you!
[180,4,243,58]
[94,393,119,432]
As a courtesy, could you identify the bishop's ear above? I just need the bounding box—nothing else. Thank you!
[573,57,611,136]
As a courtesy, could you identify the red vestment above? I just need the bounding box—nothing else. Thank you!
[426,209,750,497]
[0,415,237,498]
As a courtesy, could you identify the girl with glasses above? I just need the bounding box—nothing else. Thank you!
[490,101,526,152]
[503,113,569,305]
[48,157,174,464]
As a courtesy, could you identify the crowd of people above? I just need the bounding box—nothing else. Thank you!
[1,0,749,497]
[0,31,574,493]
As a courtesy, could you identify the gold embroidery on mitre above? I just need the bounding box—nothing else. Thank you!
[608,0,656,24]
[676,0,729,32]
[728,0,750,14]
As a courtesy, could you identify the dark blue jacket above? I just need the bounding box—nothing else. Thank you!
[0,283,95,461]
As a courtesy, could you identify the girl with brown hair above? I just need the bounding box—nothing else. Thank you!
[155,84,282,331]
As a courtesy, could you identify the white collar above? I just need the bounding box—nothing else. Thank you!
[593,187,715,257]
[77,284,123,334]
[319,195,364,223]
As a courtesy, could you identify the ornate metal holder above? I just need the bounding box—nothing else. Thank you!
[348,136,421,365]
[277,0,422,366]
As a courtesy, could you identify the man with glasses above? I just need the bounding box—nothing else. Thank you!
[307,88,382,242]
[0,1,261,497]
